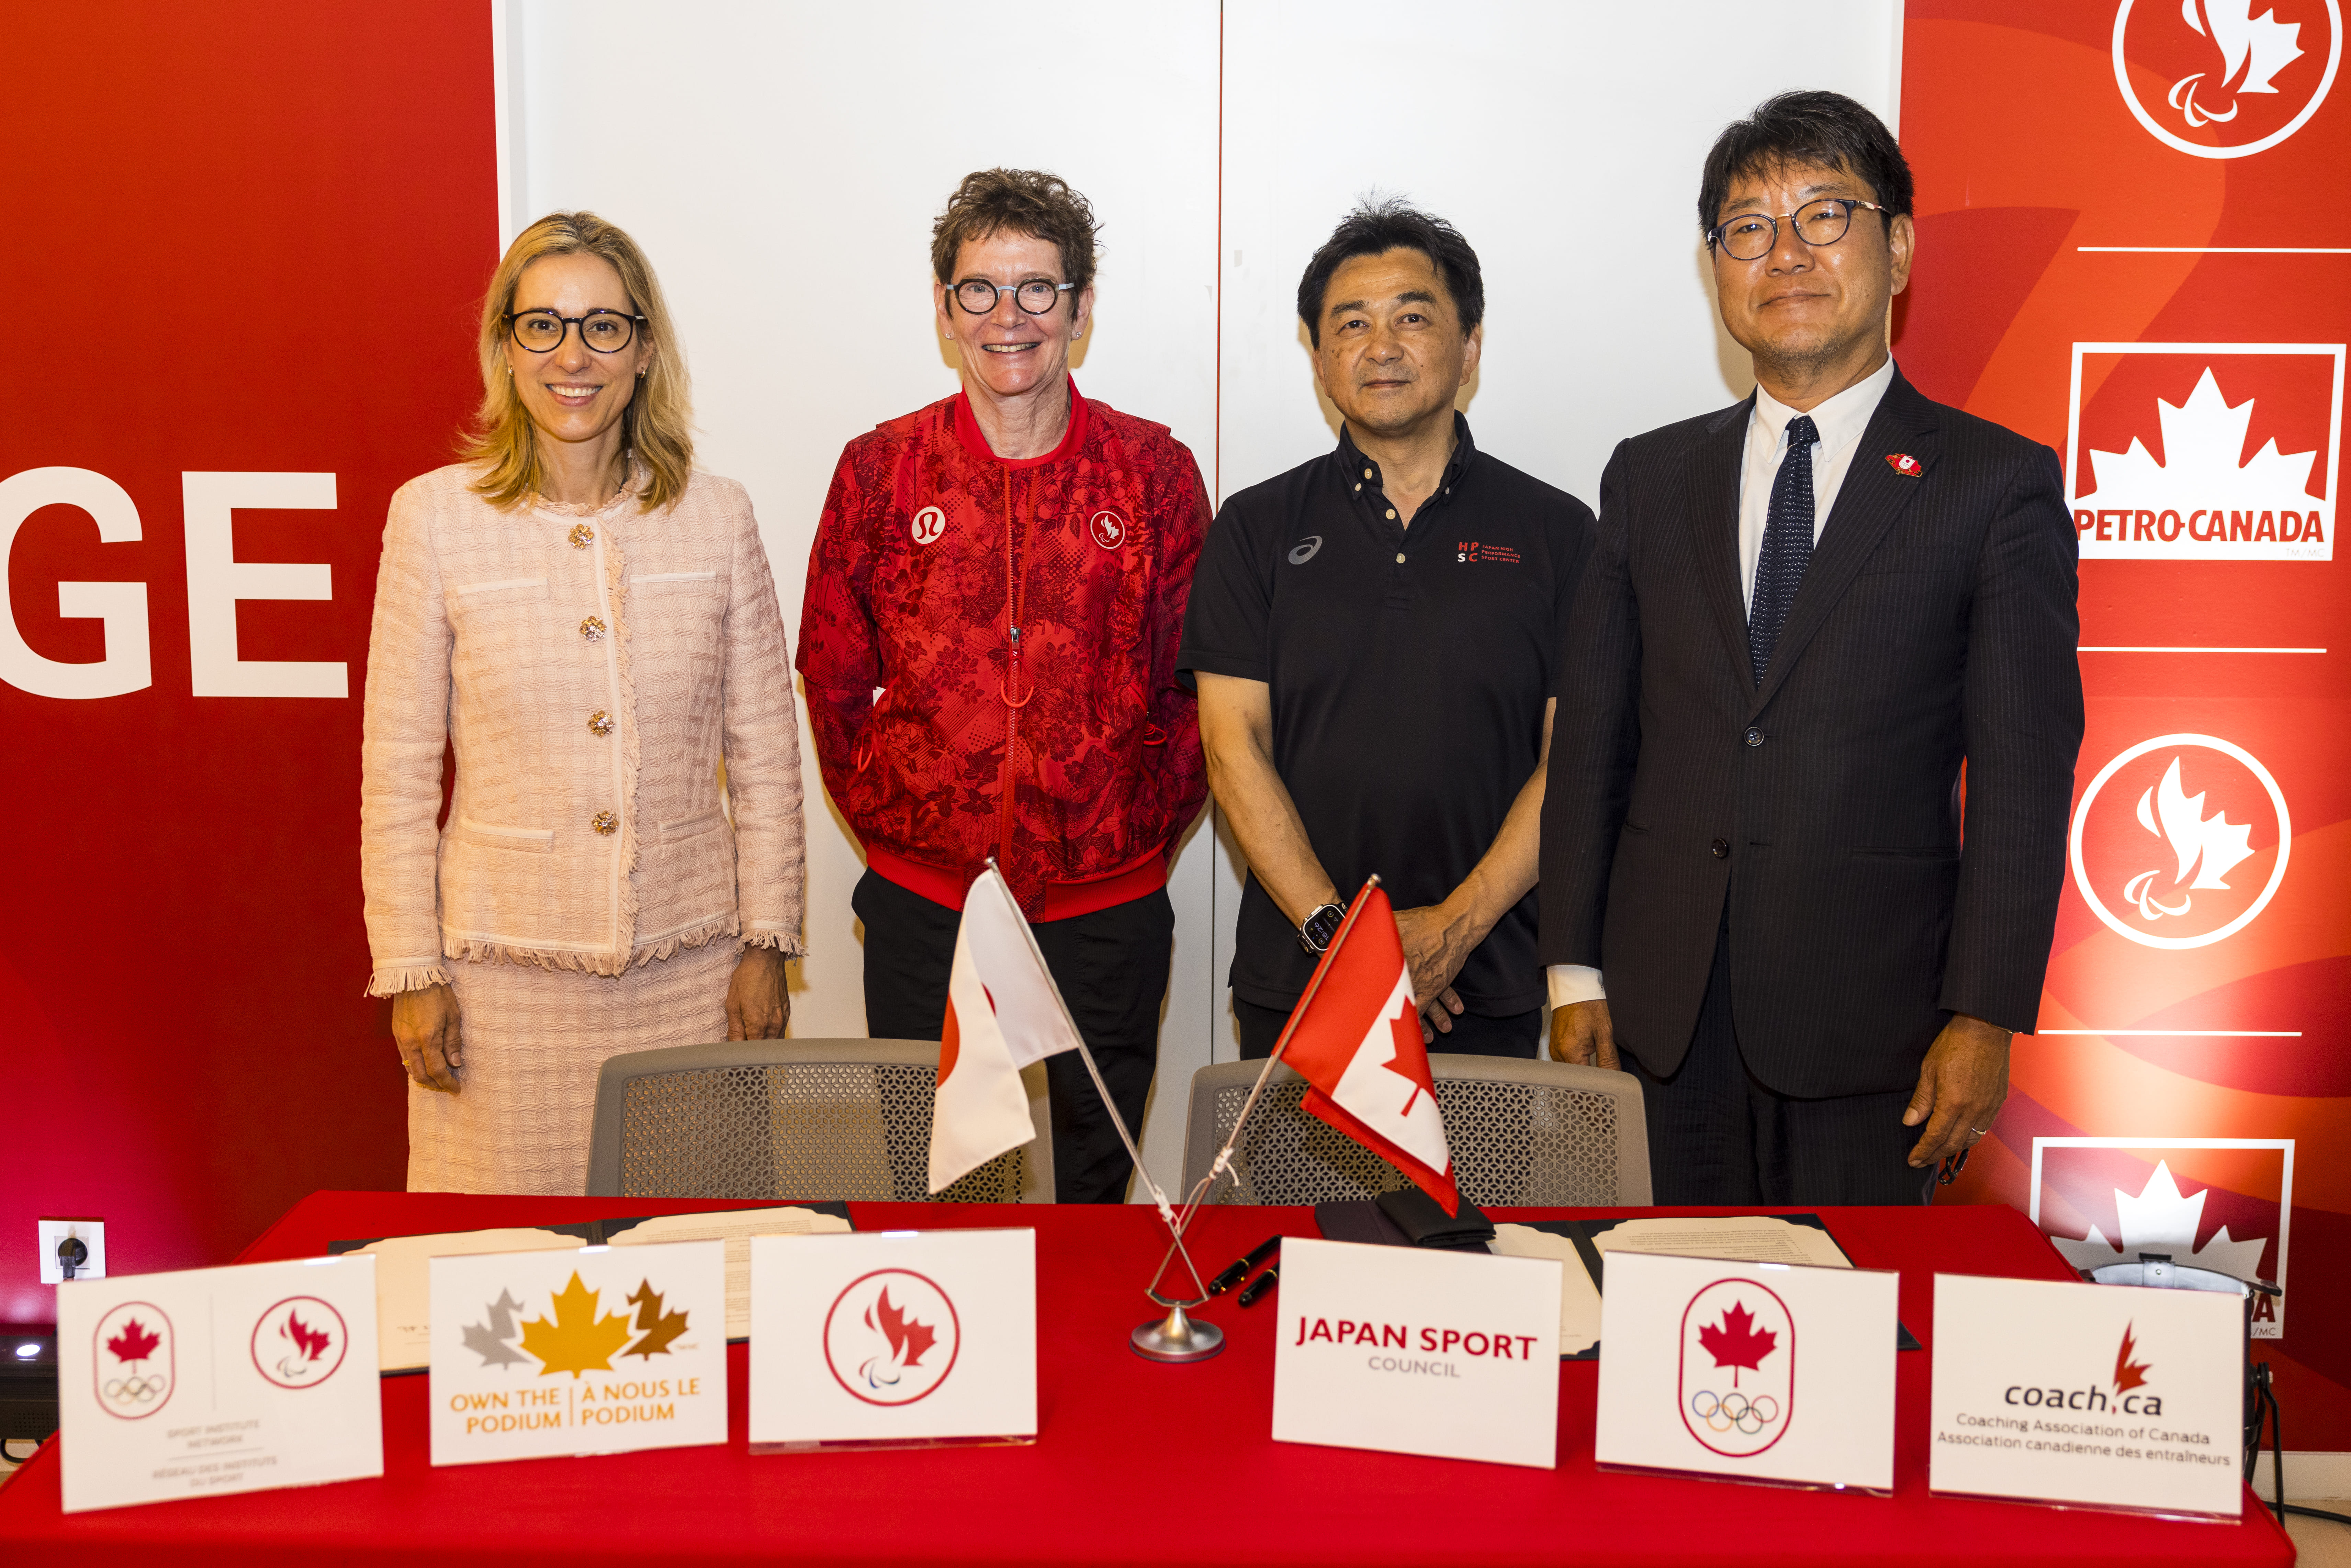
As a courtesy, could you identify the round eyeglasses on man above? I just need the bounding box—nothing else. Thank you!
[505,309,646,354]
[950,277,1076,315]
[1707,198,1890,261]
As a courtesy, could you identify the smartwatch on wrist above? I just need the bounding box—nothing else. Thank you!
[1298,902,1346,955]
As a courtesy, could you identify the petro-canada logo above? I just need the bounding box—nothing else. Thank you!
[2067,343,2340,561]
[1677,1278,1793,1458]
[93,1301,174,1420]
[2113,0,2340,158]
[824,1268,960,1407]
[251,1295,349,1390]
[909,505,946,546]
[2070,734,2289,949]
[2033,1138,2293,1336]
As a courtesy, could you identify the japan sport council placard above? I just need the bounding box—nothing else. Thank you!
[429,1240,727,1466]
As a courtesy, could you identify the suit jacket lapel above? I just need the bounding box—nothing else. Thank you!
[1691,396,1753,679]
[1750,371,1941,716]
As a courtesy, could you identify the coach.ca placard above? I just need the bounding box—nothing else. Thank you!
[1930,1273,2244,1517]
[1271,1236,1562,1468]
[57,1254,381,1512]
[748,1229,1036,1448]
[429,1240,727,1466]
[1596,1249,1898,1492]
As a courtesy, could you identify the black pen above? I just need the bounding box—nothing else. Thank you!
[1238,1263,1280,1308]
[1208,1235,1282,1296]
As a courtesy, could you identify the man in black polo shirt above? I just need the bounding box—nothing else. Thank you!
[1180,200,1594,1058]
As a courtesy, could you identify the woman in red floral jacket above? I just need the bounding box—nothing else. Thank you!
[797,169,1211,1202]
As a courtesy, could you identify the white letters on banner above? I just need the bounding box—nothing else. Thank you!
[1271,1236,1562,1469]
[56,1254,381,1512]
[0,466,151,699]
[748,1229,1035,1449]
[1930,1273,2245,1517]
[1595,1250,1898,1492]
[182,470,346,697]
[429,1241,729,1466]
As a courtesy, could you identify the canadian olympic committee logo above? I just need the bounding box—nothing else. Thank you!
[824,1269,960,1407]
[909,505,946,546]
[250,1295,349,1390]
[2113,0,2340,158]
[93,1301,175,1420]
[1677,1279,1792,1458]
[2071,734,2290,949]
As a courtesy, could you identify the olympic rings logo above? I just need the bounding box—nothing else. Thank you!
[1689,1389,1779,1435]
[103,1373,170,1405]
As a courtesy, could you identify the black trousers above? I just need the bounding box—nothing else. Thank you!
[1629,923,1936,1206]
[1234,997,1541,1060]
[853,869,1172,1205]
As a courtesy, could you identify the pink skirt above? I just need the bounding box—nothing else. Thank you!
[407,939,736,1195]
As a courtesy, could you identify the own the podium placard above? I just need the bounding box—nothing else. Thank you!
[747,1229,1036,1449]
[1595,1249,1898,1491]
[1271,1236,1562,1469]
[429,1240,728,1466]
[57,1254,382,1512]
[1930,1273,2245,1517]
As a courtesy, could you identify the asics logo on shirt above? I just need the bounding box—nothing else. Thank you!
[1287,535,1324,565]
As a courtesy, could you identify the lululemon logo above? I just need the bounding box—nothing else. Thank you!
[1089,507,1127,550]
[910,506,946,546]
[2112,0,2340,159]
[1287,535,1324,565]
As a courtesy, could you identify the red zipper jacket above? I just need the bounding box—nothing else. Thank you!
[797,381,1211,918]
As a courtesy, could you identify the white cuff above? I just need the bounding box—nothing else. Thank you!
[1546,964,1606,1008]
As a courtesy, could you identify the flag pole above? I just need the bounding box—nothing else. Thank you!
[981,862,1223,1361]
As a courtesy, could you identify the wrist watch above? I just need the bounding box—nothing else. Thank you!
[1297,902,1346,955]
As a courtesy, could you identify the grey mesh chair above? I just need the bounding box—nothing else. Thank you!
[585,1039,1051,1202]
[1180,1053,1650,1207]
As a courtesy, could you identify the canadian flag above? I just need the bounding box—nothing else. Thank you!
[927,867,1083,1193]
[1278,884,1460,1215]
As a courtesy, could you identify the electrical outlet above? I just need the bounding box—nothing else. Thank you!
[37,1218,105,1284]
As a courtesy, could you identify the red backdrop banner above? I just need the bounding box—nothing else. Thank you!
[1900,0,2350,1444]
[0,2,496,1321]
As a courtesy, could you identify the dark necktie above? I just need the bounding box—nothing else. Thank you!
[1748,413,1818,684]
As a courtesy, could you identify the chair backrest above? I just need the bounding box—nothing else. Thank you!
[585,1039,1052,1203]
[1180,1053,1650,1207]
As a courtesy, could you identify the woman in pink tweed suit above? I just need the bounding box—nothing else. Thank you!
[361,213,807,1194]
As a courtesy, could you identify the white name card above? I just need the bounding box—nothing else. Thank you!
[1596,1249,1898,1492]
[748,1229,1036,1449]
[1930,1273,2245,1517]
[57,1254,382,1512]
[1271,1236,1562,1469]
[429,1240,728,1467]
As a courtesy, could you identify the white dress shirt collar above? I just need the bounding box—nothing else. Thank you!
[1750,353,1897,465]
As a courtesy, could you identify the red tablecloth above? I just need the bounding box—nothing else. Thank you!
[0,1192,2295,1566]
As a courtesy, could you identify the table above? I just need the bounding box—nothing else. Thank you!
[0,1192,2295,1566]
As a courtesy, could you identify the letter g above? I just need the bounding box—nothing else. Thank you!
[0,467,150,699]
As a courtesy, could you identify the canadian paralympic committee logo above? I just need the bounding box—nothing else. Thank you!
[1677,1279,1792,1458]
[824,1269,960,1407]
[2067,343,2342,561]
[2114,0,2340,157]
[250,1295,349,1390]
[2070,734,2290,949]
[93,1301,175,1420]
[1089,507,1127,551]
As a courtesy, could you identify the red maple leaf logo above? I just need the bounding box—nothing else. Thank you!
[283,1310,332,1364]
[2113,1323,2152,1395]
[1697,1301,1778,1389]
[108,1318,161,1367]
[870,1288,937,1368]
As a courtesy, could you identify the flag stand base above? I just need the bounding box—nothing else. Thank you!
[1130,1304,1224,1363]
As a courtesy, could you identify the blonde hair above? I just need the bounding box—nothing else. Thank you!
[463,212,693,511]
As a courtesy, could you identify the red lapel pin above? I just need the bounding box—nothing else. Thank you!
[1886,452,1923,477]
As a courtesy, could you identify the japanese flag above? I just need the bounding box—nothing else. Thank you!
[926,867,1082,1193]
[1278,884,1460,1214]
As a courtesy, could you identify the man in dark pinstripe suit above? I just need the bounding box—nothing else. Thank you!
[1538,91,2083,1205]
